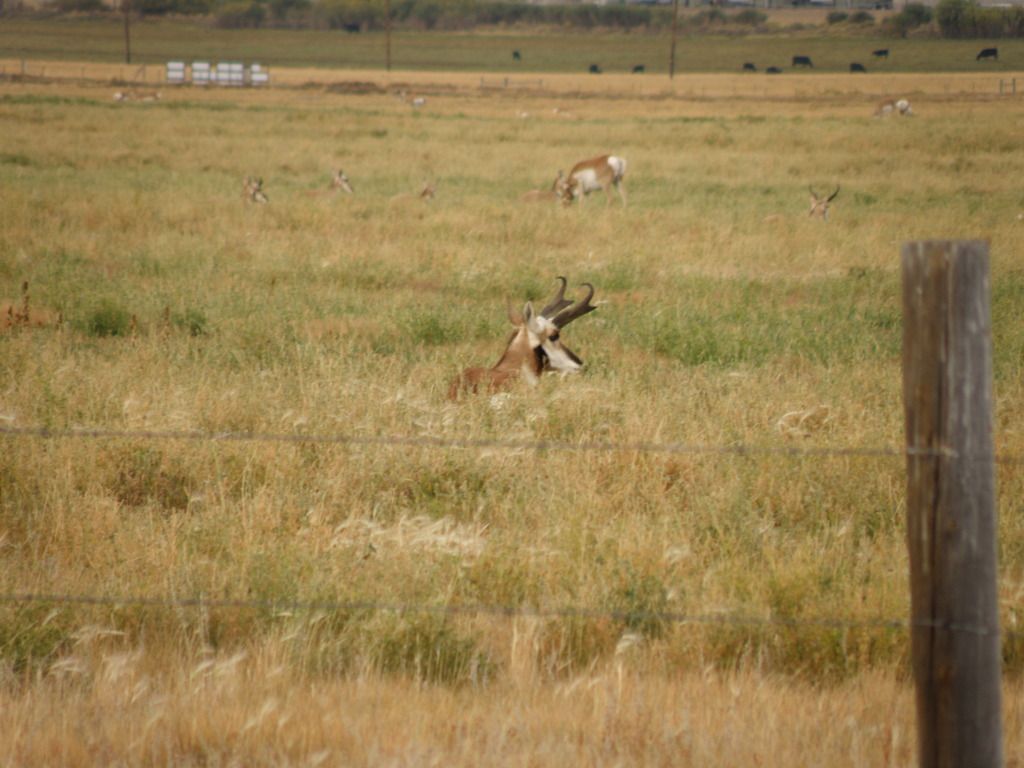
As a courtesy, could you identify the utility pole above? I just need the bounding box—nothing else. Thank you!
[384,0,391,72]
[123,0,132,65]
[669,0,680,79]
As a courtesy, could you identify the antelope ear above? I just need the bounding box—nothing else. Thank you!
[522,302,534,322]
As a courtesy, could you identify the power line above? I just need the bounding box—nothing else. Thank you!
[1,591,1019,640]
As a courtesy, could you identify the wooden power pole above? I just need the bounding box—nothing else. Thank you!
[123,0,132,65]
[384,0,392,72]
[902,240,1004,768]
[669,0,680,80]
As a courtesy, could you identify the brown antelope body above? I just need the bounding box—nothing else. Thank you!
[448,277,597,400]
[563,154,627,206]
[243,176,269,204]
[809,185,840,220]
[520,171,569,204]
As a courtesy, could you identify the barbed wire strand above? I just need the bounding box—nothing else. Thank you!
[3,424,1023,464]
[1,592,1020,640]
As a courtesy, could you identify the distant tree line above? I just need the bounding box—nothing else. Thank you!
[43,0,773,33]
[934,0,1024,38]
[43,0,1024,38]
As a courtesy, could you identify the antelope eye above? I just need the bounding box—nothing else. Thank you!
[549,332,560,341]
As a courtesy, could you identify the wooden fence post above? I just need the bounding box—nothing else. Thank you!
[902,240,1004,768]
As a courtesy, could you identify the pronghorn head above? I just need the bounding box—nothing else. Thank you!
[331,169,354,194]
[808,185,839,220]
[520,277,597,374]
[244,176,268,204]
[419,182,436,200]
[551,171,574,206]
[559,176,578,206]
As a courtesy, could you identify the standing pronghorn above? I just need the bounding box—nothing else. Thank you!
[563,154,627,206]
[243,176,269,204]
[809,185,840,220]
[448,277,598,400]
[520,171,570,204]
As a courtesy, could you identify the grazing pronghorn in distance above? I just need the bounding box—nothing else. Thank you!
[875,98,913,117]
[389,181,436,205]
[243,176,269,204]
[448,277,597,400]
[808,186,840,220]
[520,171,570,204]
[562,155,627,206]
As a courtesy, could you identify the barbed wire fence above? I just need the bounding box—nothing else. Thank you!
[1,421,1021,641]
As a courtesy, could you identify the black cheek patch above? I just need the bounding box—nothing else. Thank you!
[535,346,549,368]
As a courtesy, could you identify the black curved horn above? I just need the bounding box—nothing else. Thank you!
[540,276,573,318]
[553,283,597,328]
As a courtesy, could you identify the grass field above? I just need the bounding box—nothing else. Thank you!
[2,15,1024,73]
[2,63,1024,764]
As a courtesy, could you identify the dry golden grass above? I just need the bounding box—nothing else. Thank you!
[1,67,1024,764]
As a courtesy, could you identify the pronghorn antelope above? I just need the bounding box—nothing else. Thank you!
[303,169,354,197]
[448,277,597,400]
[520,171,570,204]
[243,176,269,204]
[389,182,436,205]
[874,98,913,117]
[113,90,162,102]
[563,154,627,206]
[809,186,840,220]
[329,169,354,194]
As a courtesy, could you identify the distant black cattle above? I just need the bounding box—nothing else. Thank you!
[589,64,602,74]
[742,62,757,72]
[632,64,645,73]
[872,48,889,59]
[792,55,813,68]
[512,50,521,62]
[850,62,867,73]
[766,66,782,74]
[342,22,360,33]
[977,47,999,61]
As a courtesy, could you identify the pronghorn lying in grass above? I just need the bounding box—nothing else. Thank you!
[243,176,269,204]
[329,169,354,194]
[113,90,162,102]
[562,154,627,206]
[808,186,840,221]
[389,182,436,205]
[520,171,570,204]
[874,98,913,117]
[448,277,597,400]
[305,169,354,197]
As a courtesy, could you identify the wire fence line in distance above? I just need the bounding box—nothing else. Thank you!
[1,591,1019,640]
[3,424,1022,464]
